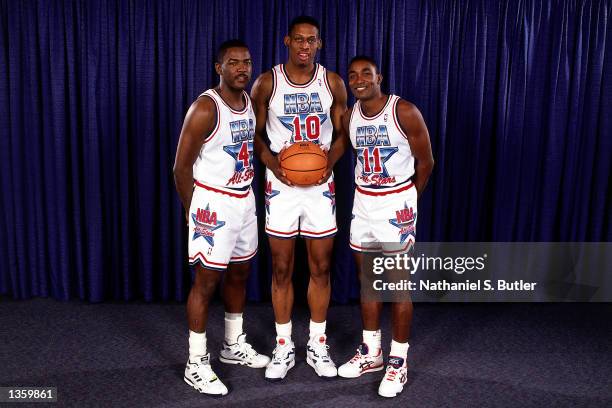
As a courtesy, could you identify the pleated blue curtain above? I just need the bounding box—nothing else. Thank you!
[1,0,610,302]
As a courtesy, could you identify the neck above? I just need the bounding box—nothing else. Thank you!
[284,61,316,83]
[216,83,244,109]
[360,93,387,115]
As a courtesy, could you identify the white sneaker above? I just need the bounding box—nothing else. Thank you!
[378,356,408,398]
[306,334,337,377]
[184,354,228,396]
[219,333,271,368]
[264,336,295,381]
[338,343,384,378]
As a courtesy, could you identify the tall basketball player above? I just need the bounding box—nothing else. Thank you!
[173,40,270,397]
[250,16,348,381]
[327,56,434,397]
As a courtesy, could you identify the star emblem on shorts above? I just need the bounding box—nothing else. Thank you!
[191,204,226,246]
[265,188,280,214]
[388,202,416,243]
[323,190,336,214]
[278,113,327,144]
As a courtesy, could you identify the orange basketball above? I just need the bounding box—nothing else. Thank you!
[279,142,327,186]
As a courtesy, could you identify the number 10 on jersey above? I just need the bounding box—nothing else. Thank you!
[292,115,320,142]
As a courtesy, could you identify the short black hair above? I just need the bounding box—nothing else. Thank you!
[288,15,320,36]
[349,55,380,73]
[216,39,248,63]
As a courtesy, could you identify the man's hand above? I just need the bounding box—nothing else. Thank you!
[270,146,293,186]
[317,148,332,185]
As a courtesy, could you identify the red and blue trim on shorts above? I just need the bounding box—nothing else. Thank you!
[265,226,337,240]
[189,248,258,271]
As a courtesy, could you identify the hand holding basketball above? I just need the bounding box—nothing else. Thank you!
[279,142,327,186]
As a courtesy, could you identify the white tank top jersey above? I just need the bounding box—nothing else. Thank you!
[266,63,334,153]
[349,95,415,192]
[192,89,256,192]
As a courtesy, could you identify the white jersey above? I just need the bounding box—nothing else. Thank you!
[266,64,334,153]
[349,95,415,193]
[193,89,256,192]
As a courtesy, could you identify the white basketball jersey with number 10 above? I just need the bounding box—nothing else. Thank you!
[266,63,334,153]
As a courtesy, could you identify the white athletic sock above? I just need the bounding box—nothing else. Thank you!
[309,319,326,338]
[224,312,243,344]
[390,339,409,361]
[275,321,292,338]
[188,330,207,361]
[362,329,381,355]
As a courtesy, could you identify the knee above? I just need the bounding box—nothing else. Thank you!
[310,260,331,284]
[272,259,293,286]
[192,274,220,300]
[226,264,250,284]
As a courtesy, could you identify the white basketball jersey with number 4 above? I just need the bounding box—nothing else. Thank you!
[192,89,256,191]
[266,64,334,153]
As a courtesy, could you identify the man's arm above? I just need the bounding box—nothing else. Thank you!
[173,96,217,220]
[397,100,434,198]
[319,71,348,183]
[250,71,292,185]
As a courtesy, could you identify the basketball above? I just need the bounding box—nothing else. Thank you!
[279,142,327,186]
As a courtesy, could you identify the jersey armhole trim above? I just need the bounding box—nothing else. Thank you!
[268,68,277,110]
[201,94,220,144]
[392,96,409,140]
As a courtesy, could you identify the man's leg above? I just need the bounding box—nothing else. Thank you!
[304,237,334,323]
[187,264,222,333]
[304,236,337,377]
[184,264,228,396]
[265,237,297,381]
[391,301,413,343]
[270,237,296,325]
[219,262,270,368]
[337,250,384,378]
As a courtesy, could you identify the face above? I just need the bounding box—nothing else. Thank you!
[215,47,252,90]
[348,60,382,100]
[284,23,321,66]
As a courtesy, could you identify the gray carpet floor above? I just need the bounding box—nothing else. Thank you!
[0,298,611,407]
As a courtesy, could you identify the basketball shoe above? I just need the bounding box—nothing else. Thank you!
[184,354,228,396]
[264,336,295,381]
[337,343,384,378]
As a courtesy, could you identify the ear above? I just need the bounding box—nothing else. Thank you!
[317,38,323,50]
[377,73,383,85]
[214,62,222,76]
[284,35,290,47]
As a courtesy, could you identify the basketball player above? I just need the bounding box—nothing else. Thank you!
[327,56,434,397]
[250,16,348,380]
[173,39,270,396]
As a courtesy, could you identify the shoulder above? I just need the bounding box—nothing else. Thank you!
[251,70,274,99]
[395,98,421,120]
[190,94,218,117]
[324,69,346,92]
[252,70,274,89]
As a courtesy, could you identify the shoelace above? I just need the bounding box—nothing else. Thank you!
[311,342,331,363]
[385,367,398,381]
[194,356,216,378]
[238,341,257,358]
[272,344,291,362]
[349,349,365,363]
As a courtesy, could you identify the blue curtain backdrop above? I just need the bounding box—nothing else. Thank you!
[1,0,610,302]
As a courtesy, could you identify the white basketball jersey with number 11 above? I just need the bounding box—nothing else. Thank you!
[266,63,334,153]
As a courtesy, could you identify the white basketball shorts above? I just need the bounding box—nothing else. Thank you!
[350,183,417,255]
[188,181,258,270]
[264,168,337,239]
